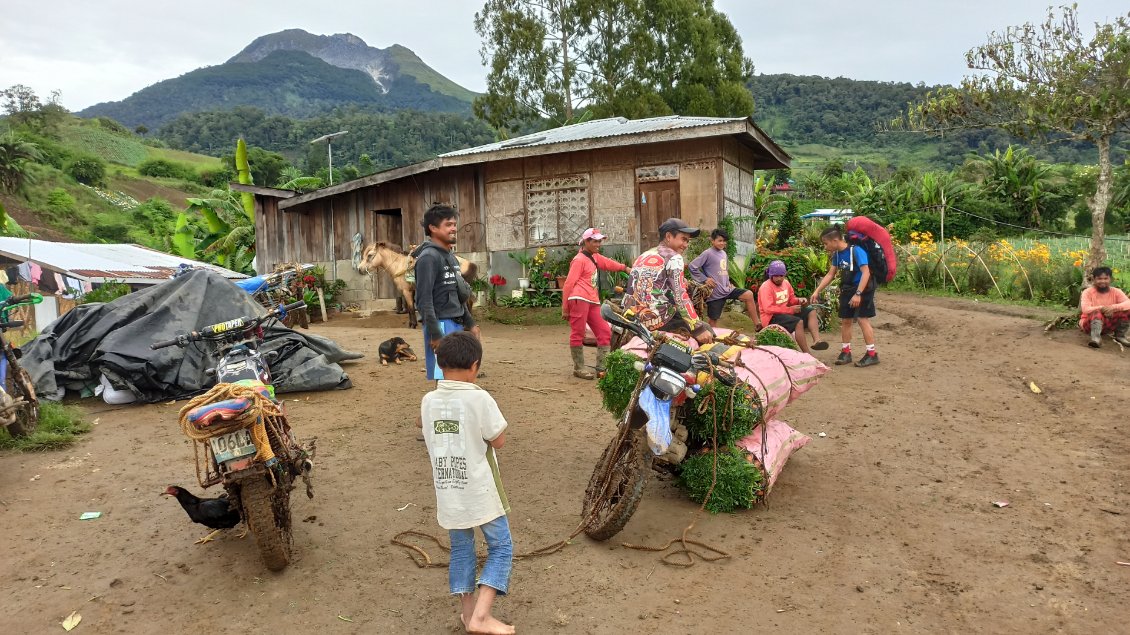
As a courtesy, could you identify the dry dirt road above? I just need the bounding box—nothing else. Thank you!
[2,293,1128,634]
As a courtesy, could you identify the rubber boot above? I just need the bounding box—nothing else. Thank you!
[1089,319,1103,348]
[594,345,611,377]
[571,347,595,379]
[1114,320,1130,346]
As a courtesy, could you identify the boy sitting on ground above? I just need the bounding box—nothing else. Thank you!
[419,332,515,634]
[1079,266,1130,348]
[757,260,828,353]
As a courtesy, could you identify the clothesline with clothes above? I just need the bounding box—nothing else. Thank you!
[4,262,92,297]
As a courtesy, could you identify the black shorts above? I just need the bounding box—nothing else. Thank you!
[839,286,876,319]
[705,288,750,320]
[769,305,815,331]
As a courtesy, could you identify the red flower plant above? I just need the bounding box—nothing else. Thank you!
[489,274,507,286]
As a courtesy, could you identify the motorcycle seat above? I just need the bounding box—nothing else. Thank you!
[186,398,254,427]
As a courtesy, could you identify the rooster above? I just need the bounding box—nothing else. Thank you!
[162,485,244,544]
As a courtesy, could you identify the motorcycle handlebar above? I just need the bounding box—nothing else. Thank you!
[5,294,34,306]
[150,336,183,350]
[1,320,25,329]
[281,301,306,314]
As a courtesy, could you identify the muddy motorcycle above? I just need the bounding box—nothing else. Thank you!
[0,293,43,438]
[581,303,735,541]
[152,302,315,571]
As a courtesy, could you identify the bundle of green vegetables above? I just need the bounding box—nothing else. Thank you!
[595,346,769,513]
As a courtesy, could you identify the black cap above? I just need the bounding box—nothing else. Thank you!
[658,218,700,238]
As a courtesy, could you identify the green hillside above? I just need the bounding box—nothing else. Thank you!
[387,44,479,103]
[1,114,222,247]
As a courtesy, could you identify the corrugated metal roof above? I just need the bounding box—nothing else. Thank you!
[0,238,247,281]
[441,115,748,158]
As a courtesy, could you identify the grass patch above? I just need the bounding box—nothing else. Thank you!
[479,306,566,326]
[0,402,92,452]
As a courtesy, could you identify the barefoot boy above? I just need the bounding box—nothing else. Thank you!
[420,332,515,634]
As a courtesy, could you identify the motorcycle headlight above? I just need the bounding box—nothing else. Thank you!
[649,367,687,400]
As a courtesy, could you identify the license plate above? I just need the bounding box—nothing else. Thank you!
[209,429,256,463]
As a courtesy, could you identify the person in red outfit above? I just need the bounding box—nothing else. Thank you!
[560,228,629,379]
[1079,266,1130,348]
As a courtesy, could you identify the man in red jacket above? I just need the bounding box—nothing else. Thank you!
[560,228,628,379]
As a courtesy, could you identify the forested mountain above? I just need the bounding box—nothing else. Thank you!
[158,106,496,173]
[78,31,476,129]
[748,73,1105,166]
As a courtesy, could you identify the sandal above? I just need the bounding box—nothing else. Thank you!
[811,341,829,350]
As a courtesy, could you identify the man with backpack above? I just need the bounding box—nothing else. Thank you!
[812,226,880,367]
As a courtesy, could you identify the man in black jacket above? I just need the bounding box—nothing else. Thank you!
[412,204,479,380]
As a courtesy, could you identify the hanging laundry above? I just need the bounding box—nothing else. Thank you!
[28,262,42,284]
[0,269,8,284]
[16,263,31,282]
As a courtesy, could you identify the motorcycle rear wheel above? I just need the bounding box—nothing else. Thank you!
[240,475,293,571]
[581,428,651,541]
[4,362,39,438]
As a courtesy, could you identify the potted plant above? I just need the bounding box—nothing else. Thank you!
[488,274,507,305]
[509,251,532,289]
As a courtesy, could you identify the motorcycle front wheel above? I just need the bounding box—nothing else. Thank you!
[240,475,293,571]
[581,428,651,541]
[4,360,39,438]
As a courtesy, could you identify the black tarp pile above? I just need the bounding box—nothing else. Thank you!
[22,270,362,403]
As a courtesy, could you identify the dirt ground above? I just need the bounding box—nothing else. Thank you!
[2,292,1128,634]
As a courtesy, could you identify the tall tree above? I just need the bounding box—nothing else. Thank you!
[898,5,1130,273]
[473,0,754,133]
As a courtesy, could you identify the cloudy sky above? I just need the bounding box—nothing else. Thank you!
[1,0,1126,111]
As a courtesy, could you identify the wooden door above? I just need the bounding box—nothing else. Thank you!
[372,210,403,299]
[638,180,681,250]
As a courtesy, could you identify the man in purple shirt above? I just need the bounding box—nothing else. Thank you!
[688,229,760,328]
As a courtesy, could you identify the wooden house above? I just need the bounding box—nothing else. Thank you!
[239,115,790,309]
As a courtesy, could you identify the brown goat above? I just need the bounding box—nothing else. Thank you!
[358,242,478,329]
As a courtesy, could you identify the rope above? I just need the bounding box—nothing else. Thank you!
[177,383,286,488]
[391,339,772,569]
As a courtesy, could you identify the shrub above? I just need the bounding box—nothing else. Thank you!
[775,198,803,250]
[197,167,234,188]
[66,155,106,186]
[45,188,75,216]
[91,214,130,242]
[95,116,130,134]
[138,158,195,180]
[78,280,131,304]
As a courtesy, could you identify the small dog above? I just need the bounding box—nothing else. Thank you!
[378,337,417,366]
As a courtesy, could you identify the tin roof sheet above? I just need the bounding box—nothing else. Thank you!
[0,238,247,281]
[440,115,748,158]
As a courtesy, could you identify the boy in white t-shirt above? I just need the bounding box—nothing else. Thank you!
[419,331,515,635]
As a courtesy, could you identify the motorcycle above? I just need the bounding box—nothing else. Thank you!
[0,293,43,438]
[581,303,735,541]
[234,264,316,329]
[151,301,315,571]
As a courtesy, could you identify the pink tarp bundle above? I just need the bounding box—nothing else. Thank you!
[736,419,811,493]
[620,327,829,422]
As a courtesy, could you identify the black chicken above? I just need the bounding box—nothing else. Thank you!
[163,485,243,544]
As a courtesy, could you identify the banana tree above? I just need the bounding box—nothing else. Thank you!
[174,188,256,274]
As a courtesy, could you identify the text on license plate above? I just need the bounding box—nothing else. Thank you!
[209,429,256,463]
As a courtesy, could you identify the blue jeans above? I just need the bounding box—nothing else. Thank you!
[448,515,512,595]
[423,318,464,380]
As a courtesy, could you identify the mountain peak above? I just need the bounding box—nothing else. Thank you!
[229,29,394,90]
